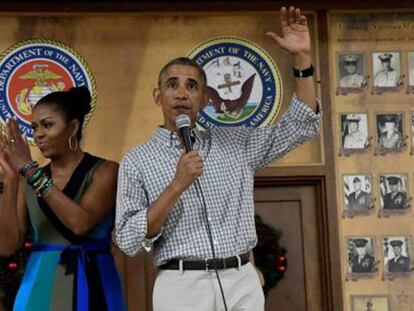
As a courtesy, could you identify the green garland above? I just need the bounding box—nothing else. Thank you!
[253,214,287,295]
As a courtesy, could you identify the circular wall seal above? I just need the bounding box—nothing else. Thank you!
[0,39,96,142]
[187,37,282,129]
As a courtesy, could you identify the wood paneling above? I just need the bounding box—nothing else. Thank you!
[255,184,322,310]
[256,176,342,310]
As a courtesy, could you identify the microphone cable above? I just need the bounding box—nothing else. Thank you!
[175,114,228,310]
[195,178,228,311]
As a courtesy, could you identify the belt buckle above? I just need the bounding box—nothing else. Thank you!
[205,258,226,271]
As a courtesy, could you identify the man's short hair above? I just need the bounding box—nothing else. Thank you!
[158,57,207,87]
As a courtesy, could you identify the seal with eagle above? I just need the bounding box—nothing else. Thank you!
[206,73,256,116]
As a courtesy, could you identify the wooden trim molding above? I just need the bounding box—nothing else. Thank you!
[0,1,413,13]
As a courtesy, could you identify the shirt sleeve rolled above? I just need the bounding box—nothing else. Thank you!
[115,154,154,256]
[245,93,322,171]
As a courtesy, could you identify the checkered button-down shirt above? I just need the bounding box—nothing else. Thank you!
[115,94,321,266]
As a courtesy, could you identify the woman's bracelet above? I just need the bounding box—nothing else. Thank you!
[19,161,39,177]
[26,167,54,197]
[38,178,54,197]
[27,167,45,186]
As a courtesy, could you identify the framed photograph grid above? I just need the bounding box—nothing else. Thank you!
[336,111,414,156]
[335,50,414,94]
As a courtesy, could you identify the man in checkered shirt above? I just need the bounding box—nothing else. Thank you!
[116,6,321,311]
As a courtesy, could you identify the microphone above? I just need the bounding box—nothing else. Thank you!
[175,114,192,153]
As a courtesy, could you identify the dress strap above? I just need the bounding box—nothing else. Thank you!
[36,153,101,244]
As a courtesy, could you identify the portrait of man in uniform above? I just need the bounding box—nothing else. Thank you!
[350,295,390,311]
[343,175,372,212]
[341,113,369,150]
[365,299,374,311]
[383,237,412,274]
[338,53,366,88]
[408,52,414,87]
[373,52,401,87]
[347,237,376,274]
[376,113,403,151]
[411,112,414,148]
[380,175,408,210]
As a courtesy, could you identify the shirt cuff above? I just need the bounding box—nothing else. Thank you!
[141,227,163,252]
[289,93,322,122]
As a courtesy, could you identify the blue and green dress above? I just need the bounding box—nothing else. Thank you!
[14,153,126,311]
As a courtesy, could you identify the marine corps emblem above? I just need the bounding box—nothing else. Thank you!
[187,37,282,129]
[0,39,96,142]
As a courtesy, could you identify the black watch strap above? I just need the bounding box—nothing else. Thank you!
[293,64,314,78]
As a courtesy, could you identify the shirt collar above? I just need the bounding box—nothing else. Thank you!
[154,126,203,149]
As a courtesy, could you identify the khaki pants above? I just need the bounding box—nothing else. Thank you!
[153,262,265,311]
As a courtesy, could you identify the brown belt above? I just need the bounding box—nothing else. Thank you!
[159,253,250,271]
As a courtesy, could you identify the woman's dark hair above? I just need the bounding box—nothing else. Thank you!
[36,86,92,140]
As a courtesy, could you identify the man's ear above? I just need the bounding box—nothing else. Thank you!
[153,88,161,106]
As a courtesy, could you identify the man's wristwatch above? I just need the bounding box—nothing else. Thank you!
[293,64,314,78]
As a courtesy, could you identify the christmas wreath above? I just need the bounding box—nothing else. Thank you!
[253,214,287,295]
[0,241,32,310]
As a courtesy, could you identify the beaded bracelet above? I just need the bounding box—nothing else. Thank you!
[38,178,54,197]
[19,160,39,177]
[27,167,45,186]
[33,175,53,197]
[33,175,49,192]
[26,167,54,197]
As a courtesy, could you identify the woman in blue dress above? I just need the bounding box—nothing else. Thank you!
[0,87,126,311]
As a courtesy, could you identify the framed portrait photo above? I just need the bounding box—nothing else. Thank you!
[375,113,405,154]
[408,51,414,89]
[337,52,367,94]
[382,236,412,278]
[340,113,369,154]
[346,236,377,280]
[379,173,410,215]
[411,112,414,152]
[372,51,403,92]
[343,174,373,217]
[350,295,390,311]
